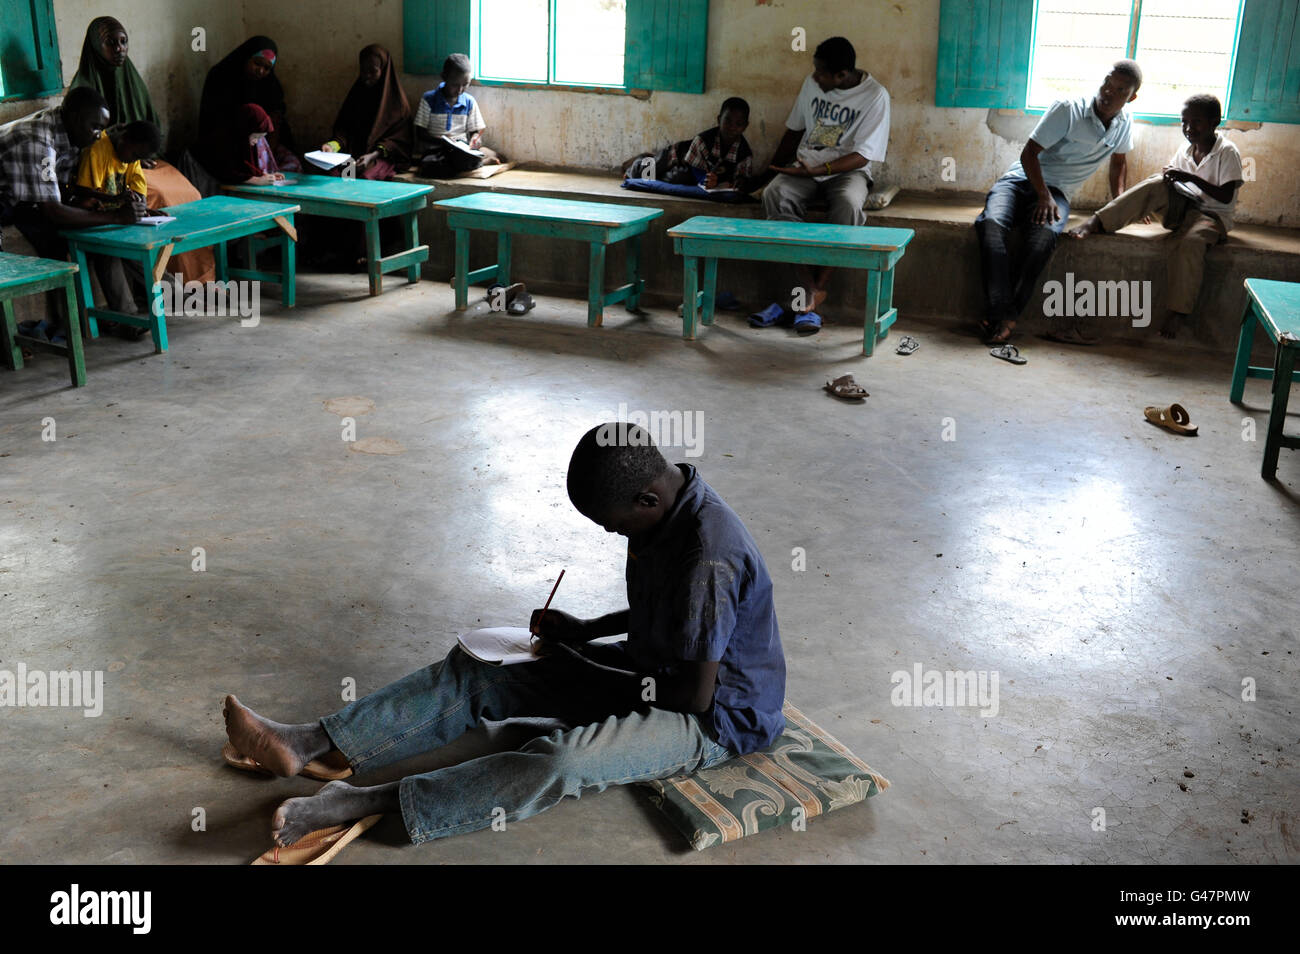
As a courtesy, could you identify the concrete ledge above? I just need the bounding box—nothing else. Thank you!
[401,167,1300,352]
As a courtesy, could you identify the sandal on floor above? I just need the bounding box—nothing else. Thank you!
[1043,324,1098,346]
[824,374,868,400]
[793,311,822,336]
[715,290,742,311]
[748,302,788,328]
[1143,403,1198,436]
[507,291,535,315]
[222,741,355,781]
[990,344,1026,364]
[895,335,919,355]
[251,814,383,866]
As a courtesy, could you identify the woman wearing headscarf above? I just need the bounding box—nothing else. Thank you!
[318,44,412,181]
[197,37,301,176]
[207,105,285,185]
[69,15,215,284]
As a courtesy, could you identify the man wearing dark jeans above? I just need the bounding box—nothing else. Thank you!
[974,60,1141,346]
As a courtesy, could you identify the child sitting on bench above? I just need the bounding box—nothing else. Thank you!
[71,119,160,336]
[623,97,756,192]
[1068,94,1243,339]
[222,422,787,854]
[414,54,503,177]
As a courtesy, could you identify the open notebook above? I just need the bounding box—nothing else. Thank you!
[458,626,625,666]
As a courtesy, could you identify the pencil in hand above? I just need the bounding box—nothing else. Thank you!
[530,568,566,638]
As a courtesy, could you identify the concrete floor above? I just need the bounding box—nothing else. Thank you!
[2,272,1297,865]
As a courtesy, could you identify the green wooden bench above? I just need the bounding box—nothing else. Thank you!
[433,193,663,327]
[61,196,300,353]
[667,216,915,355]
[1229,278,1300,479]
[0,252,85,387]
[225,178,433,296]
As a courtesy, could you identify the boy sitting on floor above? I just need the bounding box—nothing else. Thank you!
[1068,94,1243,339]
[414,54,503,177]
[222,423,787,854]
[623,97,756,192]
[71,120,160,337]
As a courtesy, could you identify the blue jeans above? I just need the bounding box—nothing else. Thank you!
[320,645,734,844]
[975,174,1071,324]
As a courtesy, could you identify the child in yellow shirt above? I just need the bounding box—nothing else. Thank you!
[72,121,157,336]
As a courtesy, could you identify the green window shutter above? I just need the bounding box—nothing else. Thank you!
[0,0,63,101]
[935,0,1032,108]
[624,0,709,93]
[403,0,472,76]
[1227,0,1300,123]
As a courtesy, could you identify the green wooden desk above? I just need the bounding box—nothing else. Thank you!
[668,217,915,355]
[433,193,663,327]
[60,196,300,353]
[226,177,433,296]
[0,252,85,387]
[1229,278,1300,479]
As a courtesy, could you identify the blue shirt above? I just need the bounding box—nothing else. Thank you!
[1005,96,1133,198]
[622,464,786,754]
[413,83,485,144]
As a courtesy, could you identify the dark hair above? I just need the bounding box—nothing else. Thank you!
[566,423,671,518]
[1111,58,1143,92]
[1182,93,1222,127]
[442,53,472,80]
[719,96,749,121]
[63,85,107,118]
[814,36,856,74]
[120,120,162,153]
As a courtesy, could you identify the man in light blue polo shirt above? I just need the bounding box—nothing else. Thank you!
[975,60,1142,347]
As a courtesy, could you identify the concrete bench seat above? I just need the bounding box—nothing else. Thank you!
[400,167,1300,352]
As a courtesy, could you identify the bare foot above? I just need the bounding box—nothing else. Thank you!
[985,320,1015,344]
[272,779,399,846]
[222,694,328,778]
[1067,216,1102,239]
[1159,312,1185,339]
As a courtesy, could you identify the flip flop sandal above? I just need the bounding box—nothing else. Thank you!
[251,813,383,865]
[824,374,868,400]
[1143,403,1198,436]
[792,311,822,336]
[222,741,355,781]
[1043,326,1098,346]
[507,291,535,315]
[748,302,787,328]
[895,335,919,355]
[990,344,1026,364]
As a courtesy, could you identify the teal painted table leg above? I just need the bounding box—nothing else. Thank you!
[588,243,606,327]
[701,257,718,326]
[366,218,382,296]
[878,267,895,340]
[1229,300,1257,403]
[403,212,420,284]
[1,298,22,370]
[142,251,166,353]
[453,228,469,310]
[497,232,512,286]
[215,241,229,283]
[71,248,99,339]
[61,278,86,386]
[626,234,643,311]
[281,229,296,308]
[863,270,882,356]
[682,255,699,339]
[1262,345,1296,479]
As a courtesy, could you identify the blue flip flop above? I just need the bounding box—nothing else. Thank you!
[748,302,787,328]
[716,290,742,311]
[793,311,822,336]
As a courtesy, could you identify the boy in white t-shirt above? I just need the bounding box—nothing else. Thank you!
[750,36,891,335]
[1069,94,1244,338]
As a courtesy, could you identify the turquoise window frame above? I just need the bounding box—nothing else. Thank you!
[1024,0,1245,124]
[0,0,64,103]
[471,0,629,93]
